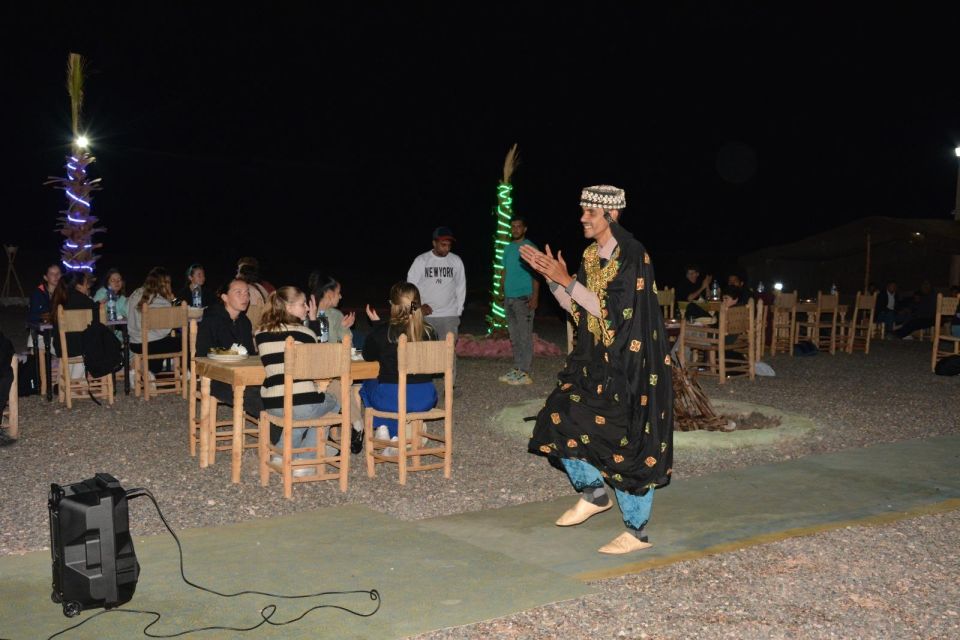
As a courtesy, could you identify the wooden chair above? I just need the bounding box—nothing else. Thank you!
[678,299,755,384]
[56,306,114,409]
[246,304,265,333]
[754,297,766,362]
[769,292,798,356]
[133,302,188,400]
[796,292,840,354]
[259,335,352,498]
[364,332,454,485]
[187,318,237,460]
[931,293,960,372]
[843,292,878,354]
[656,286,675,320]
[1,354,18,439]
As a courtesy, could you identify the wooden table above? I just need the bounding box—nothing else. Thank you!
[195,356,380,483]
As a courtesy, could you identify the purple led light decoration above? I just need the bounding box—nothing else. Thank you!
[46,152,105,273]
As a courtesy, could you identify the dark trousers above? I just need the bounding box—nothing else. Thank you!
[894,317,934,339]
[131,336,181,374]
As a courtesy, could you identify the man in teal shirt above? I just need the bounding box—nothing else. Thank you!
[499,216,540,385]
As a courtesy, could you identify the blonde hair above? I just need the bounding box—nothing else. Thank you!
[388,282,434,343]
[259,286,305,332]
[141,267,173,305]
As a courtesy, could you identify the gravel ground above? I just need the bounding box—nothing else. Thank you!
[2,309,958,638]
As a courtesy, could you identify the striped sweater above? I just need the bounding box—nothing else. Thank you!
[254,324,323,411]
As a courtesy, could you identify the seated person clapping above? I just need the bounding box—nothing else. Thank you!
[360,282,438,456]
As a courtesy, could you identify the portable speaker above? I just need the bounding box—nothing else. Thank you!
[48,473,140,617]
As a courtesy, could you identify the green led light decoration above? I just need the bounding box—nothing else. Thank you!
[485,143,519,334]
[45,53,105,273]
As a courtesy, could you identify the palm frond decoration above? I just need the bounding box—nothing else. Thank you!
[486,143,520,334]
[502,143,520,184]
[67,53,85,139]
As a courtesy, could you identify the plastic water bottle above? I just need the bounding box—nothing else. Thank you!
[318,311,329,343]
[830,283,838,296]
[191,286,202,308]
[710,280,720,301]
[106,291,117,321]
[757,281,765,294]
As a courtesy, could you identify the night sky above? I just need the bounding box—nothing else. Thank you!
[7,3,960,300]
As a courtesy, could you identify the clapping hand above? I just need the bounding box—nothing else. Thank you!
[342,311,356,328]
[520,243,572,287]
[307,295,319,321]
[365,304,380,322]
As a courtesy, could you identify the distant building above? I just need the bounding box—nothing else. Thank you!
[739,217,960,297]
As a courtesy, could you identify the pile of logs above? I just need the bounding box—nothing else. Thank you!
[671,360,734,432]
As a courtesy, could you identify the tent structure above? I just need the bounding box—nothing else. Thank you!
[739,217,960,297]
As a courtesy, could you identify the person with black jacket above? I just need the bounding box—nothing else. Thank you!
[51,272,99,357]
[177,263,213,308]
[195,278,262,417]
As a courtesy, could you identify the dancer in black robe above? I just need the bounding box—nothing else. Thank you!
[520,184,673,554]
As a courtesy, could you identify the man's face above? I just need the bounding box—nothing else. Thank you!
[432,238,453,257]
[45,266,61,288]
[190,268,206,287]
[221,281,250,314]
[579,207,612,240]
[728,275,743,288]
[686,269,699,283]
[510,220,527,240]
[887,283,897,293]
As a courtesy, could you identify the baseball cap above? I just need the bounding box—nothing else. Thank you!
[432,226,456,241]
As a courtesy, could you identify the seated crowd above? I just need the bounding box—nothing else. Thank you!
[25,256,444,464]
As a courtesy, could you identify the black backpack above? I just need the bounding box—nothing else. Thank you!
[81,319,123,380]
[934,355,960,376]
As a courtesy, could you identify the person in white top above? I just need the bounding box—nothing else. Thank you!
[406,226,466,380]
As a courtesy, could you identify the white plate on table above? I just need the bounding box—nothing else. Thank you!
[207,353,249,362]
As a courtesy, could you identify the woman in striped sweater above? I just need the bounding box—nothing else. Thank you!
[255,286,339,474]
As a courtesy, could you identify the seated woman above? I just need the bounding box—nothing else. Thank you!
[308,272,361,450]
[51,271,99,357]
[254,287,339,475]
[127,267,179,376]
[195,278,262,417]
[28,263,64,325]
[177,263,212,308]
[93,268,129,319]
[307,272,356,344]
[361,282,438,455]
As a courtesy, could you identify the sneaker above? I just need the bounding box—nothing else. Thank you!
[498,368,520,383]
[270,454,282,465]
[350,426,364,454]
[374,425,390,441]
[509,371,533,385]
[383,436,400,457]
[902,335,914,341]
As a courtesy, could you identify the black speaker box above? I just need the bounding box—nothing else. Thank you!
[48,473,140,617]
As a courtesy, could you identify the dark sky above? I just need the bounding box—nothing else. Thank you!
[6,3,960,294]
